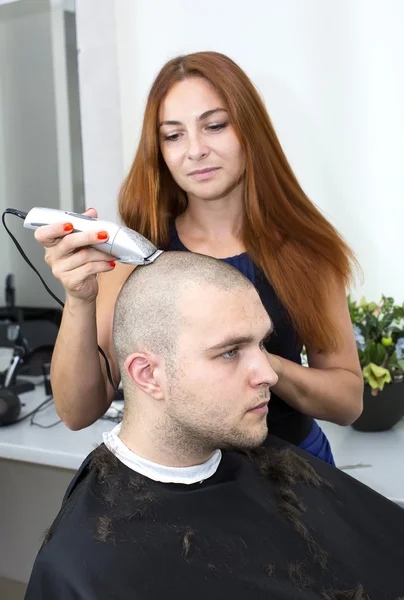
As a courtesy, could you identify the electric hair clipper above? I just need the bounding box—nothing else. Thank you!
[24,207,163,265]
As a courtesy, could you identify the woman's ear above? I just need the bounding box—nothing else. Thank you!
[124,353,165,400]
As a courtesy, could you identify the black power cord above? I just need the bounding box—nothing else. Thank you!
[13,394,120,428]
[2,209,119,395]
[30,396,62,428]
[12,395,60,427]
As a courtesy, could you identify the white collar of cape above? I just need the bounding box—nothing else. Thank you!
[102,423,222,485]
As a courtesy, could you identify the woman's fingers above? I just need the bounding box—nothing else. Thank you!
[32,206,117,302]
[34,221,76,248]
[53,247,116,276]
[57,261,116,295]
[47,228,111,260]
[83,207,98,219]
[33,207,100,248]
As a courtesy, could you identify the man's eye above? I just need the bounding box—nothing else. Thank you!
[221,348,238,359]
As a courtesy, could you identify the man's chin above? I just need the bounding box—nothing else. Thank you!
[219,427,269,451]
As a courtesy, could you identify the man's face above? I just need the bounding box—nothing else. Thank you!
[163,284,278,452]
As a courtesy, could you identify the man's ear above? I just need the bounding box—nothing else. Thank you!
[124,352,165,400]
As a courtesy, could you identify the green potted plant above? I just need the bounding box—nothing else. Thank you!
[348,295,404,431]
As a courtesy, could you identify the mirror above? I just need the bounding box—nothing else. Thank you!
[0,0,83,308]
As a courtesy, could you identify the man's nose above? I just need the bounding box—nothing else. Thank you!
[249,350,279,388]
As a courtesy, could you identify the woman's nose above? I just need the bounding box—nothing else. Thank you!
[187,133,209,161]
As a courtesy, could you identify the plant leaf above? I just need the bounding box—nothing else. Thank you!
[368,342,387,365]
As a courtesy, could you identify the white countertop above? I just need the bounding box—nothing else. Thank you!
[319,418,404,504]
[0,385,403,502]
[0,387,107,470]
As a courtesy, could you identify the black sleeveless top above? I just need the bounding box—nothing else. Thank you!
[169,221,313,446]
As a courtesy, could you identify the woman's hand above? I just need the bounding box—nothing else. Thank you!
[34,207,116,304]
[262,276,363,425]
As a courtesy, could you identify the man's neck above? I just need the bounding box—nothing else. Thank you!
[119,417,216,469]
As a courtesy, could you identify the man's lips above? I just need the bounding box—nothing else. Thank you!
[248,399,270,414]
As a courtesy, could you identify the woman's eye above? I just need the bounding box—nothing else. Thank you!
[221,348,238,359]
[163,133,180,142]
[207,122,227,132]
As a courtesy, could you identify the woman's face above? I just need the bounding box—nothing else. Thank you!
[158,77,245,202]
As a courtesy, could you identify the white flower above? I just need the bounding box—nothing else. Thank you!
[395,337,404,360]
[353,324,365,351]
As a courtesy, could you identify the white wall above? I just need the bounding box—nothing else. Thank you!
[75,0,124,223]
[77,0,404,302]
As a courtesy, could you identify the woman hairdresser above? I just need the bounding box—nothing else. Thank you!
[34,52,363,464]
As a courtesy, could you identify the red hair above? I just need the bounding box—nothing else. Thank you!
[119,51,357,352]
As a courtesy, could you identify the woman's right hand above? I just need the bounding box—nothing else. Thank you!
[34,207,117,304]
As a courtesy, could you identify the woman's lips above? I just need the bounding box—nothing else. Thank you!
[188,167,220,180]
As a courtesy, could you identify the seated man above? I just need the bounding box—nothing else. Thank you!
[26,252,404,599]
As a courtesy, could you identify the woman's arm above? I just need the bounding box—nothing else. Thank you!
[51,263,134,429]
[51,295,113,429]
[268,277,364,426]
[33,208,137,430]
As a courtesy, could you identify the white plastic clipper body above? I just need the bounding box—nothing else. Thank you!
[24,207,163,265]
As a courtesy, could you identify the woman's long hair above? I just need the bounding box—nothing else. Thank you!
[119,51,358,352]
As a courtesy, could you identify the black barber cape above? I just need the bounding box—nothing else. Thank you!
[26,435,404,599]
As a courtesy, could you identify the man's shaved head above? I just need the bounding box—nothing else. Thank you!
[113,250,277,458]
[113,251,254,379]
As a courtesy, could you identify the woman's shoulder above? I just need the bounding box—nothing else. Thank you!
[97,263,136,306]
[96,263,137,367]
[101,261,136,285]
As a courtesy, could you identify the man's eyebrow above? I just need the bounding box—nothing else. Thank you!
[206,324,273,352]
[159,108,228,128]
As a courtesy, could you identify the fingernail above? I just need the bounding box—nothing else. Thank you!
[63,222,73,232]
[97,231,108,240]
[109,261,116,268]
